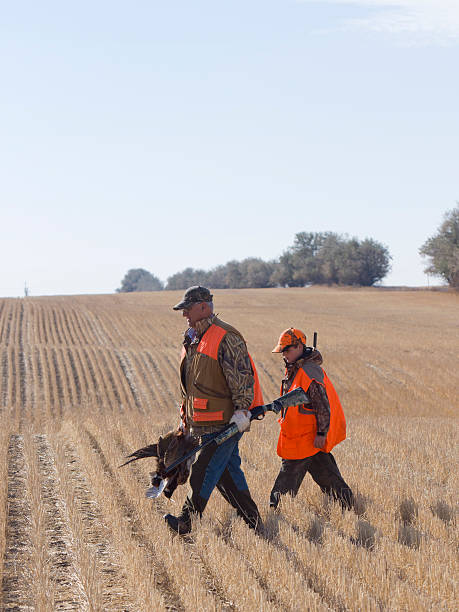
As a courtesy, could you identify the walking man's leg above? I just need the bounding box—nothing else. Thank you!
[165,433,253,533]
[216,438,262,531]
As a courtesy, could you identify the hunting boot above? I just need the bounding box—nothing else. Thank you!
[163,505,193,535]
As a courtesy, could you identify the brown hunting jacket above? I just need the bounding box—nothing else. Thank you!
[181,314,255,435]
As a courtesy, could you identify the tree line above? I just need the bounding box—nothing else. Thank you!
[117,231,391,292]
[117,205,459,292]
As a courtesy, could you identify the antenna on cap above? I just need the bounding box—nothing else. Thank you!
[313,332,318,348]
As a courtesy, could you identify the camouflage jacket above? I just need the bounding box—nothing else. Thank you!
[282,349,331,435]
[182,314,255,435]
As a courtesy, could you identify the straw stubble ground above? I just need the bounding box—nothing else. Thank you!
[0,287,457,610]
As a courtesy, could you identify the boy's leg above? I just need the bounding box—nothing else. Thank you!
[269,457,311,509]
[308,452,354,510]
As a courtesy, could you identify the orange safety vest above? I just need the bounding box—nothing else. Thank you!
[180,319,263,427]
[277,365,346,460]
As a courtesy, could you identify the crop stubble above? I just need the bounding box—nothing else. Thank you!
[0,288,457,611]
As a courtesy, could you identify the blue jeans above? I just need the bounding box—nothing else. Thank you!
[181,431,261,529]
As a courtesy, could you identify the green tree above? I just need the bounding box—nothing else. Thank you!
[289,232,330,285]
[354,238,392,286]
[270,251,298,287]
[316,233,344,285]
[272,232,391,287]
[224,260,243,288]
[207,265,230,289]
[117,269,163,292]
[420,204,459,287]
[166,268,210,290]
[236,258,275,288]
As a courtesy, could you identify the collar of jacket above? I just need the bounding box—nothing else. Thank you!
[283,348,323,380]
[184,314,216,346]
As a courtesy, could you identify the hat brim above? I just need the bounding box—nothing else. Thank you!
[172,301,188,310]
[271,345,283,353]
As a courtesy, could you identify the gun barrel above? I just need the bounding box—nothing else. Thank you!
[164,388,310,476]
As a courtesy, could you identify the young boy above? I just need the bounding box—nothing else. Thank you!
[270,328,353,510]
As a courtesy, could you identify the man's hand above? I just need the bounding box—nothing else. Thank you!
[314,433,326,449]
[230,409,251,433]
[178,420,188,434]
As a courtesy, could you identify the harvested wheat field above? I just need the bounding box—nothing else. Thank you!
[0,287,457,611]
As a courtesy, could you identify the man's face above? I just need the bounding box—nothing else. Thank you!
[282,343,304,364]
[182,302,207,328]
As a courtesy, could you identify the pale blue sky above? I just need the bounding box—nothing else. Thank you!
[1,0,457,296]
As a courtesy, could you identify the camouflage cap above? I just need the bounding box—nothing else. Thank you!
[272,328,307,353]
[172,286,213,310]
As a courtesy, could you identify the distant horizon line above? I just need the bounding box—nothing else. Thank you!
[0,284,451,299]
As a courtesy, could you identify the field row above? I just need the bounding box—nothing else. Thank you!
[0,344,180,423]
[0,296,180,350]
[0,290,457,610]
[1,408,456,611]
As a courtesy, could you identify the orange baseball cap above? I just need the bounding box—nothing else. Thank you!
[272,328,307,353]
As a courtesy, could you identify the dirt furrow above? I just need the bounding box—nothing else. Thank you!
[92,313,115,348]
[62,309,78,346]
[101,350,132,409]
[71,308,93,346]
[37,304,48,345]
[51,308,64,345]
[32,434,89,609]
[115,350,143,410]
[1,434,34,610]
[1,348,8,408]
[137,351,164,405]
[16,346,29,432]
[51,437,138,610]
[51,348,66,412]
[3,302,14,346]
[44,307,58,346]
[55,347,75,407]
[31,346,48,426]
[81,348,99,400]
[84,348,117,408]
[79,425,186,611]
[8,348,17,409]
[143,350,177,404]
[41,347,56,419]
[73,348,94,406]
[114,432,239,612]
[56,308,73,346]
[81,311,108,347]
[17,305,27,414]
[116,427,329,611]
[0,300,5,343]
[131,351,164,410]
[66,349,82,404]
[97,351,124,409]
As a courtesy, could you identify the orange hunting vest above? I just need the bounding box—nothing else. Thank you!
[180,318,263,427]
[277,364,346,460]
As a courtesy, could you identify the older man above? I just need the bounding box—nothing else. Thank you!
[164,286,263,534]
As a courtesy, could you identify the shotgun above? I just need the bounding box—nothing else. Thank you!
[140,388,311,498]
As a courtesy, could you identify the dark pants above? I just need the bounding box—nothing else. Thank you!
[179,432,262,531]
[270,452,354,510]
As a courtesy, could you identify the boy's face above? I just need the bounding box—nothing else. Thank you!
[282,343,304,364]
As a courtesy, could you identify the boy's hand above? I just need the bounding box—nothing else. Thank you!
[314,433,326,449]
